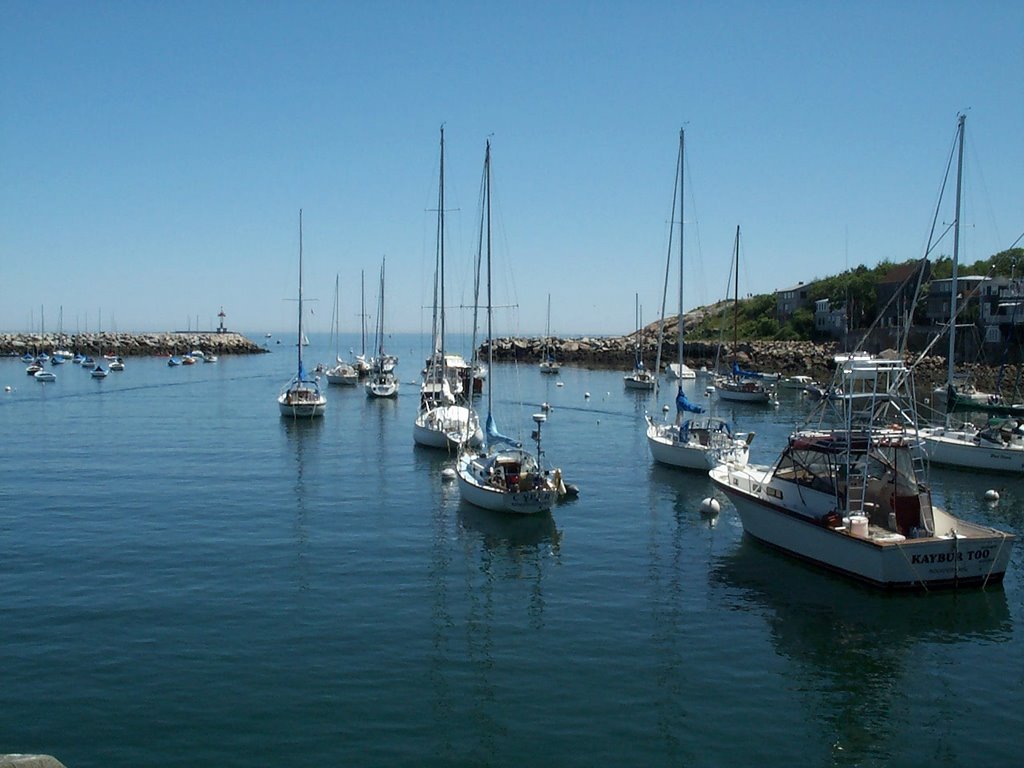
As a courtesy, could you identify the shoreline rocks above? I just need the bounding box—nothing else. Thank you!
[0,331,267,357]
[482,336,1019,395]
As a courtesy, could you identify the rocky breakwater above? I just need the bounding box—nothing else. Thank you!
[0,331,266,357]
[484,335,843,377]
[481,335,1014,394]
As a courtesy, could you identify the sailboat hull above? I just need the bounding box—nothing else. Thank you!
[456,449,557,514]
[624,374,656,391]
[919,429,1024,472]
[414,406,483,449]
[646,418,749,470]
[716,382,773,403]
[278,400,326,418]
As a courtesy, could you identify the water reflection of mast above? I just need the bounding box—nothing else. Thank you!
[283,418,321,592]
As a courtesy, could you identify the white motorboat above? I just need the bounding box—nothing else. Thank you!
[457,140,566,514]
[108,357,125,371]
[34,369,56,382]
[710,355,1015,589]
[90,364,108,379]
[278,210,327,418]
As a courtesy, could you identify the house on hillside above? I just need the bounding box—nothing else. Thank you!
[875,261,930,328]
[924,274,991,326]
[775,281,814,324]
[980,277,1024,345]
[814,298,847,339]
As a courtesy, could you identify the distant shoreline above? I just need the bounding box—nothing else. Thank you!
[482,335,1019,395]
[0,331,267,357]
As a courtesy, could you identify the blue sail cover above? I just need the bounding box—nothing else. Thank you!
[485,413,520,448]
[676,388,705,414]
[732,361,765,379]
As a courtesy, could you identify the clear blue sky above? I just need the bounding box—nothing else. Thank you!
[2,1,1021,337]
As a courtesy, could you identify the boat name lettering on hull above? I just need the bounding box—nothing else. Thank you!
[910,548,991,565]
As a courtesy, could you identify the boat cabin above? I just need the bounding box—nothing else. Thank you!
[772,429,934,536]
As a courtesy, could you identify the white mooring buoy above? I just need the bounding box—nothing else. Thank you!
[700,497,721,515]
[441,467,456,482]
[983,489,999,502]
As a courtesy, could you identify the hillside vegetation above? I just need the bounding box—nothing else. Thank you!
[683,247,1023,342]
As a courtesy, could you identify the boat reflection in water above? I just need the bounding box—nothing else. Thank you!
[711,537,1011,765]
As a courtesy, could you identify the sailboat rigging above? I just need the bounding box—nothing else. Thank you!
[916,114,1024,471]
[538,293,561,374]
[414,126,482,448]
[365,257,399,398]
[715,226,775,404]
[456,139,568,513]
[325,273,358,385]
[646,128,752,469]
[278,209,327,418]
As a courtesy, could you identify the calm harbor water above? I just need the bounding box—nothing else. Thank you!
[2,333,1022,767]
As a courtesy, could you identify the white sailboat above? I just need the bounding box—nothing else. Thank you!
[278,209,327,418]
[716,226,775,404]
[647,128,753,470]
[414,127,482,448]
[365,258,399,399]
[457,140,566,514]
[325,274,358,386]
[917,114,1024,472]
[538,294,561,374]
[353,269,371,378]
[623,294,656,390]
[710,355,1015,590]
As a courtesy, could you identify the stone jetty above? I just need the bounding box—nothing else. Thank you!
[0,331,266,357]
[483,334,1019,395]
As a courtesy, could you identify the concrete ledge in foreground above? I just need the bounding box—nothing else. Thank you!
[0,756,67,768]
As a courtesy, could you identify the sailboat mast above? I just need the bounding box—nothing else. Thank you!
[439,126,446,370]
[732,225,740,376]
[334,273,340,361]
[677,128,685,371]
[485,140,494,418]
[379,258,386,357]
[946,113,965,394]
[297,209,304,374]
